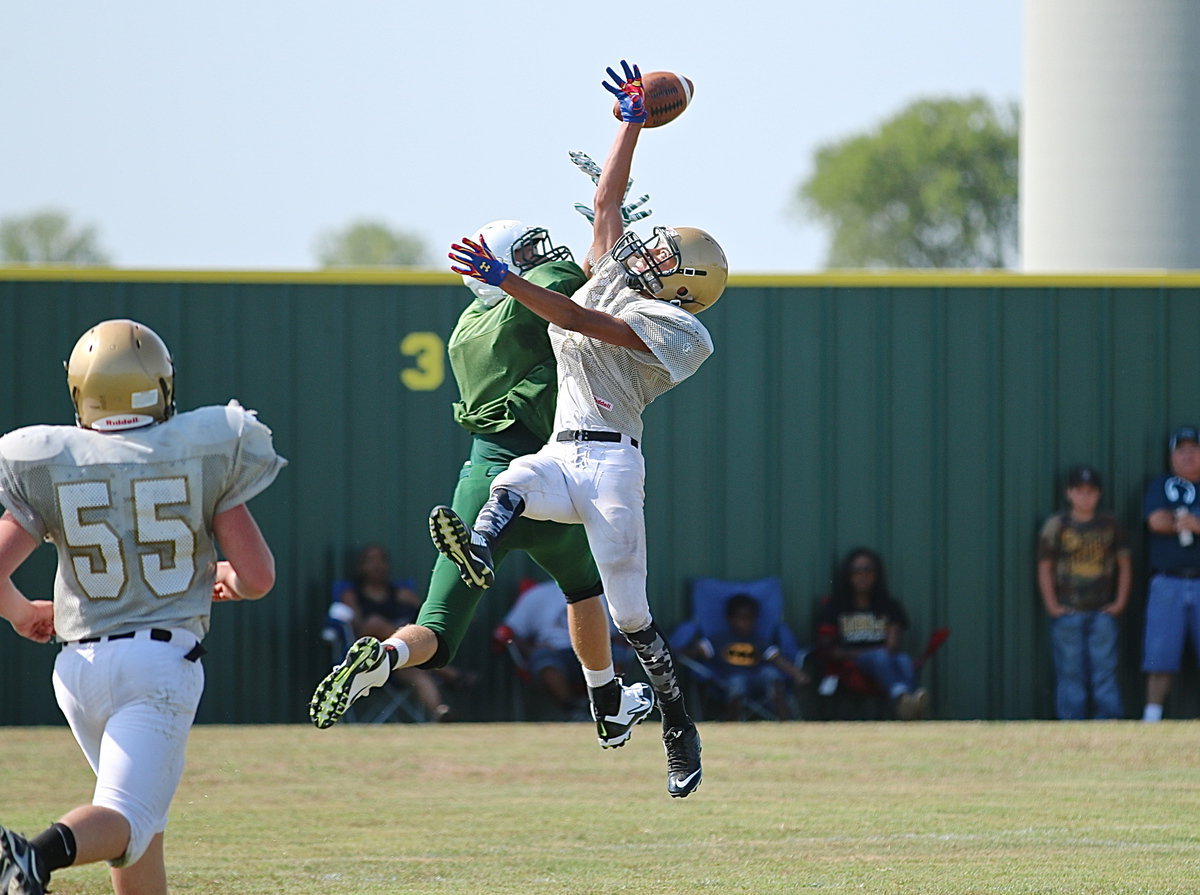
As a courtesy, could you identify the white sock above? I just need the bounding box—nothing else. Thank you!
[1143,703,1163,723]
[582,664,616,689]
[382,638,410,669]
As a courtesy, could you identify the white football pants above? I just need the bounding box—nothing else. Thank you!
[52,629,204,866]
[493,439,652,632]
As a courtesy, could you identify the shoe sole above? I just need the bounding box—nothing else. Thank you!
[597,686,656,749]
[309,639,382,729]
[429,507,494,589]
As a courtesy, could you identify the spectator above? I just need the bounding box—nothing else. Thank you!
[496,579,625,719]
[814,548,930,720]
[335,544,472,722]
[1141,426,1200,722]
[1037,465,1131,720]
[337,543,424,641]
[676,592,808,721]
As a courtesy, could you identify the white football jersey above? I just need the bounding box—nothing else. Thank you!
[550,249,713,441]
[0,401,286,641]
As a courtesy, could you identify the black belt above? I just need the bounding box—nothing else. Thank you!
[555,429,639,449]
[74,627,206,661]
[77,628,173,644]
[1160,569,1200,580]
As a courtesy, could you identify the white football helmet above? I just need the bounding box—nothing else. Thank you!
[612,226,729,314]
[66,319,175,431]
[462,219,574,307]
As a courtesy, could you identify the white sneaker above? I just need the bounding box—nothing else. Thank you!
[309,637,391,729]
[593,680,655,748]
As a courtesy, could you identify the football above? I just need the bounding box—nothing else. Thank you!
[613,71,694,128]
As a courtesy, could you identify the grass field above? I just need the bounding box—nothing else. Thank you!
[4,720,1200,894]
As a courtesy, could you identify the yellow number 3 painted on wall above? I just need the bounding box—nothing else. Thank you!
[399,332,445,391]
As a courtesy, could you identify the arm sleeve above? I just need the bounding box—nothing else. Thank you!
[503,594,534,639]
[1036,515,1062,562]
[215,402,288,515]
[620,303,714,384]
[1114,519,1131,556]
[0,449,44,540]
[1144,477,1170,517]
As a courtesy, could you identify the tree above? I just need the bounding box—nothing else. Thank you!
[0,209,111,265]
[797,96,1019,269]
[315,219,429,267]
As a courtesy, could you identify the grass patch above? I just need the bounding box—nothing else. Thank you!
[4,721,1200,893]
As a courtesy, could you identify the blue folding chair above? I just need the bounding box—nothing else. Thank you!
[670,577,806,721]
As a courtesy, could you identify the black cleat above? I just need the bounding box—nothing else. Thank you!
[0,825,47,895]
[429,506,494,589]
[663,723,703,798]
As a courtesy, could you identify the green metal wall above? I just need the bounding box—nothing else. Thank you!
[2,269,1198,724]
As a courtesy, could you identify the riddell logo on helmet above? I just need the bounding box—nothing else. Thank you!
[92,414,153,431]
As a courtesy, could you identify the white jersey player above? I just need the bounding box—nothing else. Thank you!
[0,319,285,895]
[439,60,728,799]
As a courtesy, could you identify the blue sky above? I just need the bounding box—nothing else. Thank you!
[1,1,1020,273]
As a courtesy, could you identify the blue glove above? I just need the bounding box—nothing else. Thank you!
[449,236,509,287]
[602,60,646,124]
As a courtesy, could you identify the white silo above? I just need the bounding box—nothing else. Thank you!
[1021,0,1200,270]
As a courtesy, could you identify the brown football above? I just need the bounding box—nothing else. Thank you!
[612,71,695,128]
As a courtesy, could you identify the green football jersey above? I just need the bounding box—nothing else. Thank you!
[448,260,587,442]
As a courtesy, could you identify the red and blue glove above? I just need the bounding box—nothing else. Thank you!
[603,60,646,124]
[449,236,509,287]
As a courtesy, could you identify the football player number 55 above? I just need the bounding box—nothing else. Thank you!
[58,477,197,600]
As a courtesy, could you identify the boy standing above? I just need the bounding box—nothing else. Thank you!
[1037,464,1131,720]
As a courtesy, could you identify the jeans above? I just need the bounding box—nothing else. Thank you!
[1051,610,1122,720]
[1141,574,1200,672]
[855,647,917,697]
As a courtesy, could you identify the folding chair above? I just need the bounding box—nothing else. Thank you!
[670,577,806,721]
[321,581,428,724]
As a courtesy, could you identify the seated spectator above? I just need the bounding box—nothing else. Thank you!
[814,548,930,720]
[337,543,424,641]
[336,544,472,721]
[678,592,809,720]
[496,579,629,720]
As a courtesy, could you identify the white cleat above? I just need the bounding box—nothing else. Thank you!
[593,680,655,749]
[309,637,391,729]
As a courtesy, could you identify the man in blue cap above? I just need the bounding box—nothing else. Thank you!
[1141,426,1200,721]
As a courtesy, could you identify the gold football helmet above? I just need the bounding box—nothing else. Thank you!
[66,319,175,430]
[612,226,728,313]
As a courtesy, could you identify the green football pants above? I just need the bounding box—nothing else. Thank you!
[415,434,601,666]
